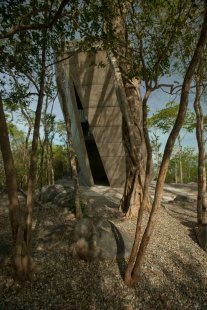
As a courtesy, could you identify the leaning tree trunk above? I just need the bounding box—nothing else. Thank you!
[107,2,148,218]
[124,88,153,282]
[0,97,36,280]
[194,70,207,225]
[56,66,83,219]
[124,7,207,287]
[120,81,147,218]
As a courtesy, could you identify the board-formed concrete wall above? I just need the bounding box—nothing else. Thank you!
[56,49,126,188]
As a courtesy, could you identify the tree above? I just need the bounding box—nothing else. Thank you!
[67,0,206,286]
[0,0,72,279]
[166,147,198,183]
[149,101,195,183]
[0,0,70,39]
[8,123,29,188]
[38,73,57,197]
[124,5,207,287]
[194,63,207,224]
[0,96,38,279]
[56,65,83,219]
[150,132,162,179]
[0,27,48,279]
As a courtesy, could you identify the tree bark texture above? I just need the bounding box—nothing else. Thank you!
[56,65,83,219]
[0,97,35,279]
[120,82,147,218]
[194,71,207,225]
[124,89,153,283]
[25,34,47,252]
[177,135,183,183]
[124,6,207,287]
[49,140,55,185]
[107,2,148,218]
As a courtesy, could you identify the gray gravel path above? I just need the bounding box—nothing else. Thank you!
[0,184,207,309]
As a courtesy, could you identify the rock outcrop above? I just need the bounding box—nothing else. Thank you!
[195,225,207,252]
[70,217,133,260]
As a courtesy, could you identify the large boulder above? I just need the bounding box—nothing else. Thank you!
[174,194,194,205]
[195,225,207,252]
[53,190,74,208]
[70,217,133,260]
[41,184,66,203]
[40,184,75,209]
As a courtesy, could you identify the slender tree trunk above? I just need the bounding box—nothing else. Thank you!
[25,35,47,251]
[0,97,35,279]
[20,105,33,150]
[120,81,147,218]
[38,137,45,199]
[194,70,207,225]
[155,143,159,178]
[66,142,73,178]
[20,108,32,188]
[124,89,153,282]
[178,135,183,183]
[56,67,83,219]
[124,7,207,287]
[105,1,148,218]
[175,161,178,184]
[49,138,55,185]
[46,138,50,185]
[39,97,50,198]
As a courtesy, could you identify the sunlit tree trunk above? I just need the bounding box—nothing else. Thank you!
[194,69,207,225]
[38,137,45,199]
[56,66,83,219]
[25,34,47,251]
[107,2,148,218]
[49,141,55,185]
[120,83,147,218]
[124,7,207,287]
[177,135,183,183]
[20,106,33,188]
[175,160,178,183]
[0,97,35,279]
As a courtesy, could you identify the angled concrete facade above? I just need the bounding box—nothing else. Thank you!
[56,48,126,188]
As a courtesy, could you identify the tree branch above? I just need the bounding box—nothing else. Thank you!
[0,0,70,40]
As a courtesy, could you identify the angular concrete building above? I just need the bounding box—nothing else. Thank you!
[56,47,126,188]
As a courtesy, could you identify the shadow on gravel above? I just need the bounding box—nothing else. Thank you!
[164,201,200,246]
[0,238,11,267]
[109,221,127,279]
[136,249,207,309]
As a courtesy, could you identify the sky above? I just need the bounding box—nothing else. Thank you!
[144,81,198,153]
[47,77,199,152]
[9,67,200,153]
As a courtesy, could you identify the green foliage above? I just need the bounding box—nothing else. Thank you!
[0,0,206,190]
[166,147,198,183]
[53,145,69,181]
[148,101,195,134]
[0,1,76,191]
[148,102,198,183]
[150,132,162,178]
[5,122,29,189]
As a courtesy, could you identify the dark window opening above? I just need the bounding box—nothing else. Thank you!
[74,84,109,186]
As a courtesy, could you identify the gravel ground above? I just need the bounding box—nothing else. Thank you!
[0,188,207,310]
